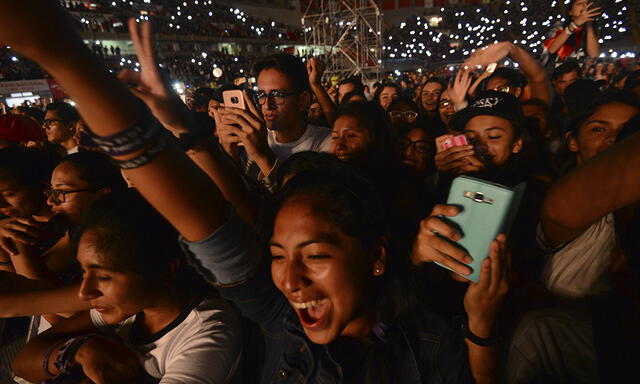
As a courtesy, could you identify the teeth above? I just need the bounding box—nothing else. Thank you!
[291,300,323,309]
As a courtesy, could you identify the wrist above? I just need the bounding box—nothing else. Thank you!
[467,316,494,338]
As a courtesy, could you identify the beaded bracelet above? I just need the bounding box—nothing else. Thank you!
[84,112,163,157]
[116,131,173,169]
[0,260,13,267]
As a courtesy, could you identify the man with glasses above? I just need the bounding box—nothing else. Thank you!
[43,102,80,155]
[217,54,331,188]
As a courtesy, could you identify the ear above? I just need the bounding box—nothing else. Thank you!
[299,90,312,112]
[511,138,523,154]
[565,131,579,152]
[372,237,388,277]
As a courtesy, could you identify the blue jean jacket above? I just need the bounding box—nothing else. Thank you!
[183,209,472,383]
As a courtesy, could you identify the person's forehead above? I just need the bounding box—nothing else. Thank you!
[44,110,62,119]
[257,68,295,91]
[423,82,443,92]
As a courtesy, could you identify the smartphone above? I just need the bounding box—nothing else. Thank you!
[436,134,469,152]
[436,176,526,283]
[222,90,246,110]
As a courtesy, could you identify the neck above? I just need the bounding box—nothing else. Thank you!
[139,287,193,335]
[274,117,307,143]
[60,138,76,151]
[340,306,376,341]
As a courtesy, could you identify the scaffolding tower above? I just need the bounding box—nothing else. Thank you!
[302,0,383,83]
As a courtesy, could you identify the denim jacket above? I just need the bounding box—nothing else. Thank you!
[182,209,472,383]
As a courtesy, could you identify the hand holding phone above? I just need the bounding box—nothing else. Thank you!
[437,134,469,152]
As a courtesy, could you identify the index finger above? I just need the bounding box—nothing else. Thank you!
[243,90,262,120]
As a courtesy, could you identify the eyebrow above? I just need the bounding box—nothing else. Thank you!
[585,120,610,126]
[269,234,341,250]
[86,263,117,272]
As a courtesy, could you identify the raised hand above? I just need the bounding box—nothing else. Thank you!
[307,57,326,86]
[0,218,45,256]
[75,335,144,384]
[118,18,192,135]
[573,2,602,27]
[434,144,484,175]
[448,68,472,108]
[463,41,514,71]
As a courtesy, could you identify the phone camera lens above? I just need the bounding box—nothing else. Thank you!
[231,97,238,103]
[473,192,484,202]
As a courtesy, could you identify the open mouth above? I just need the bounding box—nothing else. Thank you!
[291,298,330,330]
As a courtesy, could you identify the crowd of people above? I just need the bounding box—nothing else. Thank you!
[64,0,302,40]
[1,0,640,383]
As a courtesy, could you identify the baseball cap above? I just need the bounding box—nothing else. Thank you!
[449,90,526,133]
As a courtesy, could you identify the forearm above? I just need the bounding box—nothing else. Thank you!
[187,137,258,225]
[510,45,550,103]
[311,83,337,126]
[465,319,498,384]
[585,26,600,58]
[18,8,228,242]
[0,282,89,318]
[542,131,640,244]
[13,333,68,382]
[547,33,569,54]
[10,243,60,285]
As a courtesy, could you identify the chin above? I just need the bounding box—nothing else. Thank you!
[303,326,340,345]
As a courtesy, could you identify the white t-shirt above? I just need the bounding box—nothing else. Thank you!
[538,213,616,298]
[90,296,242,384]
[267,123,332,161]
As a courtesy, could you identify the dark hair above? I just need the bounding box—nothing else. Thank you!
[0,146,59,188]
[566,90,640,137]
[59,151,128,193]
[372,82,401,108]
[564,79,601,113]
[253,54,310,93]
[552,60,581,81]
[276,151,344,188]
[484,67,527,90]
[277,167,384,254]
[387,97,419,113]
[338,76,364,93]
[45,102,80,123]
[423,76,446,89]
[335,101,391,164]
[73,190,199,287]
[339,90,367,106]
[18,107,45,125]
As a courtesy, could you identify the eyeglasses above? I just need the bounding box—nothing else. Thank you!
[389,111,418,120]
[491,83,511,93]
[43,119,67,126]
[46,188,96,204]
[399,138,432,154]
[255,90,299,106]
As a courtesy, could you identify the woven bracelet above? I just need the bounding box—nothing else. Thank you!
[84,113,163,157]
[116,131,172,169]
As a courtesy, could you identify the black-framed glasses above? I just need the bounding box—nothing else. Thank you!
[399,138,432,154]
[389,111,418,120]
[255,90,299,106]
[43,119,67,126]
[46,188,97,204]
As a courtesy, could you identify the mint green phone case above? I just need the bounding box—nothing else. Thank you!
[435,176,526,283]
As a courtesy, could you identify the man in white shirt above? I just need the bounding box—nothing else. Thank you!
[216,54,331,186]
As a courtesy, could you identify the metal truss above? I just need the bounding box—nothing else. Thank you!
[302,0,383,83]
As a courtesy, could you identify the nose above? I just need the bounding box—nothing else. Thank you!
[78,275,101,301]
[281,259,310,294]
[46,192,57,208]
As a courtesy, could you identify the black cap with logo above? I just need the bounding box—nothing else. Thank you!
[450,90,526,133]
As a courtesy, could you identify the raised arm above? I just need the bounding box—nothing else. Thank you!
[0,1,227,242]
[307,57,336,126]
[120,19,257,225]
[508,44,551,104]
[541,131,640,246]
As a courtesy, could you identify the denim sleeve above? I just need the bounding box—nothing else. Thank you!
[180,207,262,286]
[180,208,289,332]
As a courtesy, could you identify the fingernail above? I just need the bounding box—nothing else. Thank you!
[465,255,473,263]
